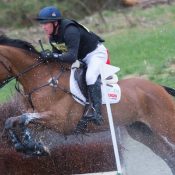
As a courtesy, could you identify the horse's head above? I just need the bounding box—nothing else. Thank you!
[0,61,10,78]
[0,35,72,113]
[0,55,14,88]
[0,35,41,88]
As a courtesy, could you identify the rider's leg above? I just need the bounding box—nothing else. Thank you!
[74,76,102,133]
[87,78,102,125]
[83,43,108,125]
[75,44,107,133]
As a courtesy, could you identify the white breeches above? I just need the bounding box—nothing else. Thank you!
[82,43,108,85]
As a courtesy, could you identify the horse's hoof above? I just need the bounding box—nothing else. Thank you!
[92,117,103,126]
[34,143,50,156]
[15,143,25,152]
[23,141,50,156]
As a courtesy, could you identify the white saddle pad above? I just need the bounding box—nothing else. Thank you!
[70,67,121,106]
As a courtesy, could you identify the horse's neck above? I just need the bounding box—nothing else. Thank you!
[1,46,41,89]
[1,46,72,101]
[1,46,36,73]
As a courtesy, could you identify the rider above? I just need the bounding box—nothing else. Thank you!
[35,6,109,126]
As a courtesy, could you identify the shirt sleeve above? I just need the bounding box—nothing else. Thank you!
[58,25,80,63]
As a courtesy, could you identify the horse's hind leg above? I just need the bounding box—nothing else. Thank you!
[126,122,175,175]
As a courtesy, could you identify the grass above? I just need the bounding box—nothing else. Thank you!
[102,4,175,86]
[105,24,175,79]
[0,3,175,102]
[0,81,16,102]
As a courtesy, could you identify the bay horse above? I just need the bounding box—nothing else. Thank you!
[0,94,118,175]
[0,35,175,174]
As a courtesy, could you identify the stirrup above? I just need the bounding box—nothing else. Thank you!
[89,106,103,125]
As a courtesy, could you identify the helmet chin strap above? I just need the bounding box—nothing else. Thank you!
[52,21,60,35]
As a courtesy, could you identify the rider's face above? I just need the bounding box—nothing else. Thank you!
[41,22,58,38]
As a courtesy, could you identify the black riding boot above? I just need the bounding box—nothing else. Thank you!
[88,82,103,125]
[74,79,103,134]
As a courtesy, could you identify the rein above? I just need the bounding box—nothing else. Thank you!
[0,75,15,89]
[0,60,15,88]
[0,57,86,110]
[0,59,44,87]
[24,61,86,109]
[0,59,44,109]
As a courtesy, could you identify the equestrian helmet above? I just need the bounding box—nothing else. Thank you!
[36,6,62,23]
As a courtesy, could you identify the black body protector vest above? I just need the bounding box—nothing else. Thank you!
[50,19,104,60]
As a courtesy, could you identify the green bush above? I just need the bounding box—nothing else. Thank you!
[0,0,118,28]
[0,0,58,27]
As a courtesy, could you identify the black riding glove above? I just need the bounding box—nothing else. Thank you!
[40,50,63,61]
[40,50,53,61]
[52,53,63,61]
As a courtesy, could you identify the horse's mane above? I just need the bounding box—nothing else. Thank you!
[0,35,39,54]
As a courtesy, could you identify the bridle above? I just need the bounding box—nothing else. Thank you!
[0,60,15,88]
[0,58,44,109]
[0,58,44,88]
[0,57,86,110]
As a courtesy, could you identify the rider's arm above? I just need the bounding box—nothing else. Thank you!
[53,25,80,63]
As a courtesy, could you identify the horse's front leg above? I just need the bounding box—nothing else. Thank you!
[5,112,50,156]
[5,116,25,152]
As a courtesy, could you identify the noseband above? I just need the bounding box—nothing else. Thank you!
[0,59,44,87]
[0,60,15,88]
[0,59,44,109]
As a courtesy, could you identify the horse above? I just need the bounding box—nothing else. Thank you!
[0,94,119,175]
[0,35,175,174]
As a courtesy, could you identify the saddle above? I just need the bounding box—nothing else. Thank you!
[73,61,88,100]
[71,60,121,105]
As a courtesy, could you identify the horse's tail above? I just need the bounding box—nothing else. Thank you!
[162,86,175,97]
